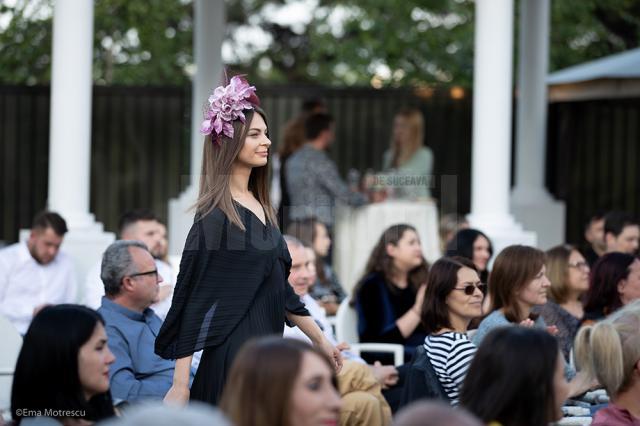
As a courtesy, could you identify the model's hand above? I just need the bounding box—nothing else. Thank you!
[320,339,343,373]
[163,384,190,406]
[336,342,351,351]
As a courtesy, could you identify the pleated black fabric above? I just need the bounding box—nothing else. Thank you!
[155,203,309,404]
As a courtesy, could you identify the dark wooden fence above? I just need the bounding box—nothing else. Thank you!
[547,98,640,244]
[0,84,473,245]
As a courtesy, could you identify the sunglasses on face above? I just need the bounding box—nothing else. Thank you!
[453,282,487,296]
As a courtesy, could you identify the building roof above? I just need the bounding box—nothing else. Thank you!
[547,47,640,85]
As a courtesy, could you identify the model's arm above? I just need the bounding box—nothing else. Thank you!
[163,355,193,405]
[287,312,343,372]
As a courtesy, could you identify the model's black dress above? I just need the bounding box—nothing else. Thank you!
[155,204,309,404]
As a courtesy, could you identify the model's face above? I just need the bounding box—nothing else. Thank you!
[289,352,341,426]
[567,250,590,294]
[313,222,331,258]
[618,258,640,305]
[28,227,63,265]
[288,244,312,296]
[608,225,640,255]
[472,236,491,272]
[585,218,605,251]
[446,267,484,323]
[552,351,570,422]
[387,230,424,272]
[236,113,271,168]
[128,247,162,307]
[78,323,115,400]
[124,220,164,259]
[518,265,551,308]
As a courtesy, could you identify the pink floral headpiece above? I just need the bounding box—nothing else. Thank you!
[200,75,260,145]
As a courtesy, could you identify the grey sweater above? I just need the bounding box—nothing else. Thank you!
[285,145,367,226]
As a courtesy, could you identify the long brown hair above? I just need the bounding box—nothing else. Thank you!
[489,245,546,323]
[193,107,277,230]
[352,224,429,304]
[390,108,424,168]
[220,337,337,426]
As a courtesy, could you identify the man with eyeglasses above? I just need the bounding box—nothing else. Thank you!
[83,209,175,320]
[97,240,194,404]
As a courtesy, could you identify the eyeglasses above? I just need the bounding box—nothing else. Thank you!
[128,269,158,279]
[453,283,487,296]
[568,262,589,271]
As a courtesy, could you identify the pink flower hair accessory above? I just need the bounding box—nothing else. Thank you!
[200,75,260,145]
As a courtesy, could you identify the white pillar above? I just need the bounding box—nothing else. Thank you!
[169,0,225,255]
[45,0,114,296]
[467,0,536,255]
[511,0,565,250]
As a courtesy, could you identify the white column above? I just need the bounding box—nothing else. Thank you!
[44,0,114,296]
[467,0,536,255]
[511,0,565,249]
[48,0,95,227]
[169,0,225,254]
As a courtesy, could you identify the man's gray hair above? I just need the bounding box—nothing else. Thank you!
[283,234,305,249]
[101,240,148,296]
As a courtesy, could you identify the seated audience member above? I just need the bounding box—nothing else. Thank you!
[382,108,434,200]
[0,211,77,334]
[472,245,592,396]
[353,224,429,363]
[575,300,640,426]
[584,252,640,323]
[11,304,116,425]
[604,211,640,255]
[220,337,341,426]
[581,211,606,266]
[286,219,346,314]
[100,402,230,426]
[419,257,484,406]
[98,240,193,403]
[460,327,569,426]
[472,245,550,346]
[438,214,469,254]
[445,229,493,285]
[534,245,589,361]
[393,401,482,426]
[283,235,395,423]
[84,209,174,320]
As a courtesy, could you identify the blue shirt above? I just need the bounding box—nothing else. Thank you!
[98,297,193,403]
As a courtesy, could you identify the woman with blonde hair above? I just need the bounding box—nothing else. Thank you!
[382,108,433,200]
[155,76,340,405]
[575,300,640,425]
[535,244,590,361]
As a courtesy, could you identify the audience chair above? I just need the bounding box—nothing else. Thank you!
[335,299,404,366]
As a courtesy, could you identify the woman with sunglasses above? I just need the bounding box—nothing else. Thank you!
[405,257,485,406]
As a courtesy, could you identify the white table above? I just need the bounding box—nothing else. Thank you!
[333,200,441,295]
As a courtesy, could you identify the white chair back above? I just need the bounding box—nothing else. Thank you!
[335,299,360,344]
[0,315,23,410]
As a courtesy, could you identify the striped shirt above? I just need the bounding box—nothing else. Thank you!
[424,332,476,405]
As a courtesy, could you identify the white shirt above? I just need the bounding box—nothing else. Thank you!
[0,242,77,334]
[283,293,364,364]
[83,257,176,320]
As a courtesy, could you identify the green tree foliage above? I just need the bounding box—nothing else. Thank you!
[0,0,638,87]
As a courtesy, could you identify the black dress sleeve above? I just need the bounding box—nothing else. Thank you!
[155,209,279,359]
[355,274,404,344]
